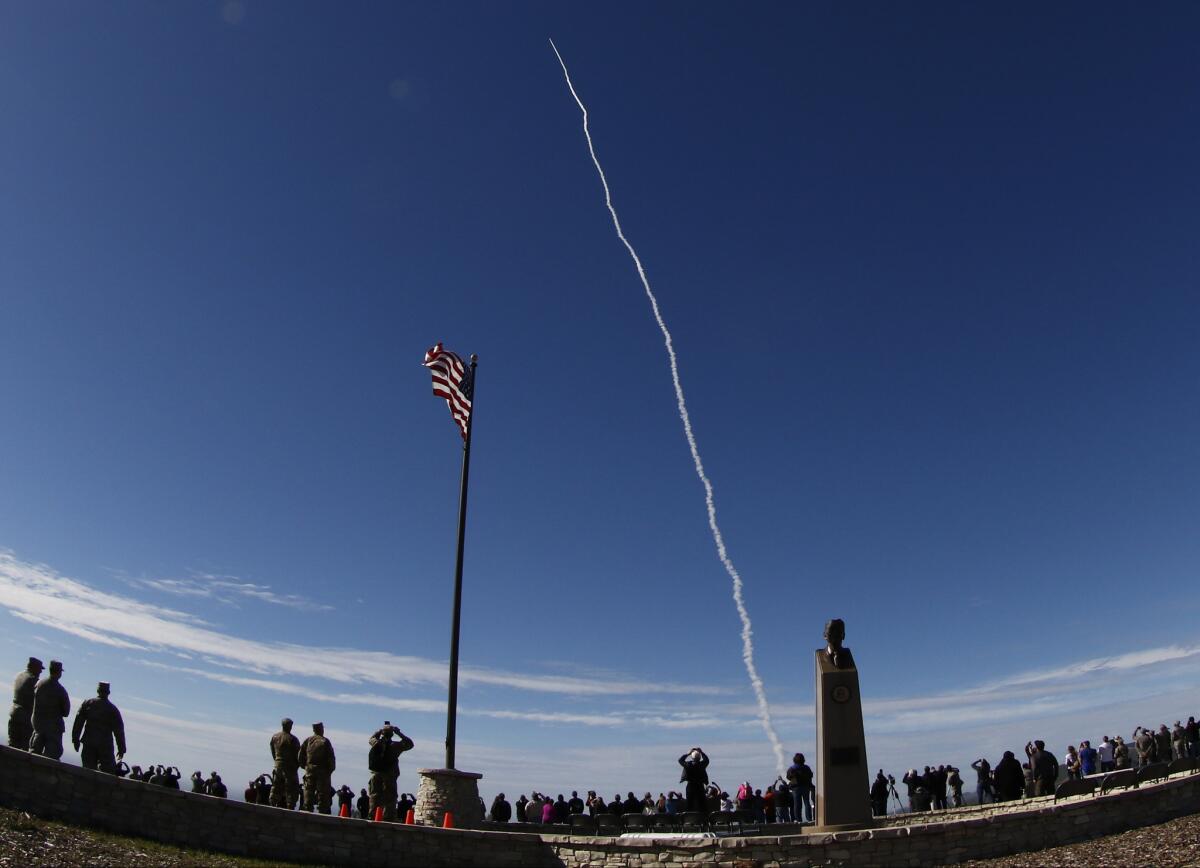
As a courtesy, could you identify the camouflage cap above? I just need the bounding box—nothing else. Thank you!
[312,721,324,731]
[97,682,110,694]
[49,660,63,672]
[27,657,43,669]
[281,717,293,727]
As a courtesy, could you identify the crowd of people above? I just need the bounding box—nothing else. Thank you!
[485,720,1200,825]
[6,656,421,820]
[11,655,1199,826]
[483,750,819,825]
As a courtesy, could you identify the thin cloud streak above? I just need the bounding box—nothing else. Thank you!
[136,660,732,730]
[0,550,724,699]
[132,572,334,613]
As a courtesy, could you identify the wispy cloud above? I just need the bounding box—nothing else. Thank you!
[697,644,1200,736]
[0,550,726,699]
[134,660,733,730]
[128,572,333,613]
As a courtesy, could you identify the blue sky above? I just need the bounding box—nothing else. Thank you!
[2,1,1199,801]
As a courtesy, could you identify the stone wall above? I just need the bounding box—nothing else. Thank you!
[0,746,557,867]
[3,744,1199,867]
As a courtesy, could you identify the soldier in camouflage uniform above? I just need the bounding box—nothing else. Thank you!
[71,681,126,774]
[8,656,43,749]
[30,660,70,759]
[298,721,335,814]
[269,717,301,809]
[367,723,414,820]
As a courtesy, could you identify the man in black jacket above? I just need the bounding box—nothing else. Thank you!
[678,747,710,814]
[490,793,512,822]
[869,771,889,817]
[992,751,1024,801]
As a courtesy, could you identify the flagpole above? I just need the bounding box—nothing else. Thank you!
[445,353,477,770]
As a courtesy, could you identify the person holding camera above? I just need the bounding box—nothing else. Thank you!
[678,746,710,814]
[971,757,993,804]
[367,721,414,821]
[870,770,889,817]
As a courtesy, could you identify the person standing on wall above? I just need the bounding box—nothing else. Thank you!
[71,681,125,773]
[678,746,710,814]
[367,722,414,821]
[30,660,70,759]
[8,656,43,750]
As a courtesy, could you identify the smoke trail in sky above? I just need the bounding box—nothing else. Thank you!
[549,39,786,772]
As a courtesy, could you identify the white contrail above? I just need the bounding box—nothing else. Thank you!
[549,38,786,772]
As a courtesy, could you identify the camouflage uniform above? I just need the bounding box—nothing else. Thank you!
[29,662,70,759]
[269,719,301,809]
[367,726,414,820]
[8,658,42,749]
[298,723,335,814]
[71,684,126,774]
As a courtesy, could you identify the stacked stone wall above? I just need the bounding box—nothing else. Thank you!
[2,744,1198,867]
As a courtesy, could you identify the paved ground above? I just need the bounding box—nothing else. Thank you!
[957,811,1200,866]
[0,805,307,867]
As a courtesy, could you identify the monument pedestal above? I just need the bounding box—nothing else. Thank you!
[415,768,483,827]
[813,649,872,832]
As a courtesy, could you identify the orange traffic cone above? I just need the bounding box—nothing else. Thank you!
[373,806,384,822]
[441,811,454,829]
[404,809,415,825]
[339,803,350,818]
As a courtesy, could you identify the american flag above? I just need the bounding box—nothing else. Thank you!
[423,343,473,441]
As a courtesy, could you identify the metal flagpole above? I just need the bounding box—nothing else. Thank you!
[444,353,477,770]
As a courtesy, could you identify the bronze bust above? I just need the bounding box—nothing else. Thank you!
[824,618,854,669]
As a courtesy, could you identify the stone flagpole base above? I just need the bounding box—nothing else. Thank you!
[415,768,483,827]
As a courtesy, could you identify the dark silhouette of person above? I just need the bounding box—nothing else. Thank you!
[787,753,815,822]
[269,718,301,809]
[971,758,993,804]
[870,771,889,817]
[8,656,43,750]
[678,747,710,814]
[553,794,570,823]
[490,793,512,822]
[1025,740,1059,796]
[366,723,414,821]
[30,660,70,759]
[71,681,126,774]
[992,751,1024,801]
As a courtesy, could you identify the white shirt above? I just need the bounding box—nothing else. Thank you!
[1098,740,1115,763]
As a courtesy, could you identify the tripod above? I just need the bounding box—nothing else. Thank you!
[889,783,905,815]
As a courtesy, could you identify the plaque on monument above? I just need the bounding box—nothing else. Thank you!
[814,618,872,831]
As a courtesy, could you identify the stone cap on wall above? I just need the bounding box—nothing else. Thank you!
[418,768,483,780]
